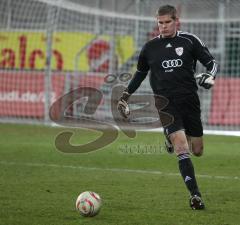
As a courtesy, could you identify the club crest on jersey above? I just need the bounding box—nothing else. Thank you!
[175,47,183,56]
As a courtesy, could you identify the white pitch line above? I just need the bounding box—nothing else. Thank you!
[0,161,239,181]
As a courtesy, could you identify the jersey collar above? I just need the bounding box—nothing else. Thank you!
[158,31,178,39]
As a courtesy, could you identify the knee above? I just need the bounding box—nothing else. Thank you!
[174,143,189,155]
[192,145,204,157]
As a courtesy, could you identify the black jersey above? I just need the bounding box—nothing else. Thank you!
[127,31,218,97]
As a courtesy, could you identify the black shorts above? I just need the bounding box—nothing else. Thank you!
[155,92,203,137]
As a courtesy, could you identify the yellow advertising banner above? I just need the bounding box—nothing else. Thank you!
[0,31,135,72]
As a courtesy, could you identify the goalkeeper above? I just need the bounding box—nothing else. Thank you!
[117,5,218,210]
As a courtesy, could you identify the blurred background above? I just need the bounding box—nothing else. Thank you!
[0,0,239,134]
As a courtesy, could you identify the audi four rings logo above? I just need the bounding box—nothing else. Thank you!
[162,59,183,68]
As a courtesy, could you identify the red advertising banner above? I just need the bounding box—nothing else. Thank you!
[2,71,238,126]
[0,71,65,117]
[0,71,105,118]
[209,78,240,125]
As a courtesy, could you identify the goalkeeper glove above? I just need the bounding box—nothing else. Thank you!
[117,91,131,118]
[195,73,215,89]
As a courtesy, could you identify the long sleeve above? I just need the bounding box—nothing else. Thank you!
[192,35,218,77]
[127,44,149,94]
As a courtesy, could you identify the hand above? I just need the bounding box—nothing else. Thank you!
[117,91,131,118]
[195,73,215,89]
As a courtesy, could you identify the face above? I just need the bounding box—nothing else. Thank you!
[157,14,177,38]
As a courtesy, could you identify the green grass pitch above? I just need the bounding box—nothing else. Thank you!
[0,123,240,225]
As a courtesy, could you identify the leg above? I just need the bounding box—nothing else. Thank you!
[169,130,205,210]
[187,135,204,157]
[164,130,175,154]
[169,130,189,155]
[160,94,204,209]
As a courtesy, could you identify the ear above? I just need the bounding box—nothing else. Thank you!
[175,17,181,30]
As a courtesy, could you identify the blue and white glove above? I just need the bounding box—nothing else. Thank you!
[117,91,131,118]
[196,73,215,89]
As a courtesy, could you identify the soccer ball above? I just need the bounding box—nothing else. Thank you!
[75,191,102,217]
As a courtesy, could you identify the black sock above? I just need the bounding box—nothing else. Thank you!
[178,153,201,196]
